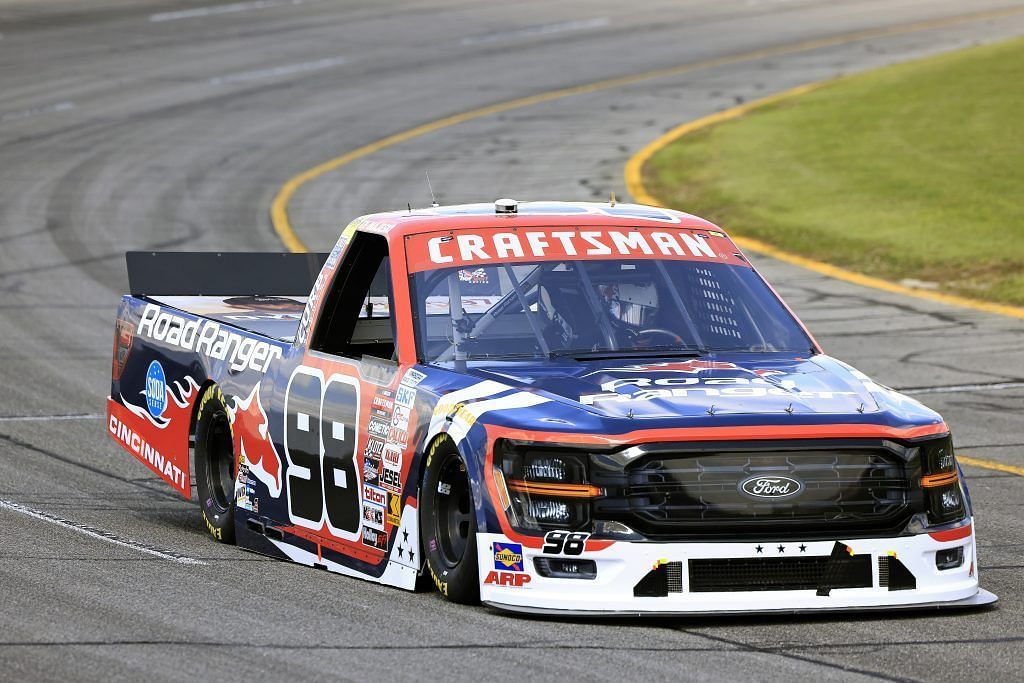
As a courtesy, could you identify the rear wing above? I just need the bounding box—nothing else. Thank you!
[126,251,329,297]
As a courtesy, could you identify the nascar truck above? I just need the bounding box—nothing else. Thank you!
[106,200,995,614]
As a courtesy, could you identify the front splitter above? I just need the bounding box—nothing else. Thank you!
[485,588,998,618]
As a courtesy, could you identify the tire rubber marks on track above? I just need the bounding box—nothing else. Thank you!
[460,18,610,46]
[150,0,316,23]
[0,101,74,124]
[209,56,346,86]
[0,498,205,565]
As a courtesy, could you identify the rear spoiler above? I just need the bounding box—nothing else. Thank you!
[126,251,330,297]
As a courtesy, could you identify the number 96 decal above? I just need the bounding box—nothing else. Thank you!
[542,530,590,555]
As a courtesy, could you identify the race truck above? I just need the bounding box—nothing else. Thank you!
[106,200,996,615]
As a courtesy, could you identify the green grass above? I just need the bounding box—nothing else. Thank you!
[644,37,1024,306]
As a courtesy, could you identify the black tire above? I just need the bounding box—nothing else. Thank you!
[420,438,479,604]
[194,385,236,544]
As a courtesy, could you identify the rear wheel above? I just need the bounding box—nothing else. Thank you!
[420,438,479,604]
[194,385,236,544]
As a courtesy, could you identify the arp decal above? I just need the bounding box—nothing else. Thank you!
[484,571,531,588]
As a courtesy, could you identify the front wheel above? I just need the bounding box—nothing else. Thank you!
[194,385,236,544]
[420,438,479,604]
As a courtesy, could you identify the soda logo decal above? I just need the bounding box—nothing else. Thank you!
[145,361,167,418]
[739,475,804,499]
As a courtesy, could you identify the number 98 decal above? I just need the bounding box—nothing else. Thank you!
[284,367,361,540]
[542,531,589,555]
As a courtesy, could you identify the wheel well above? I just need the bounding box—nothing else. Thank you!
[188,380,218,485]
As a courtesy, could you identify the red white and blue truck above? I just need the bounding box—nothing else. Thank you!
[106,200,995,614]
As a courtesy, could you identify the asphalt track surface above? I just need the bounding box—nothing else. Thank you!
[1,1,1023,680]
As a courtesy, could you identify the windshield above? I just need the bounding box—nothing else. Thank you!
[410,258,814,363]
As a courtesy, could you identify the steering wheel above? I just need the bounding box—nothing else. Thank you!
[634,327,685,347]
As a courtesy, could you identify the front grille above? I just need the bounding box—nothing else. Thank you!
[593,441,916,539]
[688,555,873,592]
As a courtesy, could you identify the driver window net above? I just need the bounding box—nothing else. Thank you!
[680,265,745,345]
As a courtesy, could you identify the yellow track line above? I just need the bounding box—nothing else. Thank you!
[270,4,1024,254]
[959,456,1024,478]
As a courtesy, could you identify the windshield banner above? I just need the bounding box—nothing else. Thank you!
[404,227,748,273]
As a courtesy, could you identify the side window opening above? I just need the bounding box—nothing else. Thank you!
[311,232,397,361]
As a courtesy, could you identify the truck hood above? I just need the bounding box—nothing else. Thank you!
[466,355,884,420]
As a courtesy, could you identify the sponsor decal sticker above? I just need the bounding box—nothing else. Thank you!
[387,493,401,527]
[364,438,385,459]
[380,467,401,493]
[362,501,385,530]
[367,418,390,438]
[362,525,388,550]
[137,303,283,373]
[493,542,524,572]
[394,384,416,408]
[484,571,531,588]
[406,226,740,273]
[144,361,167,418]
[400,368,426,387]
[362,483,387,507]
[363,455,381,486]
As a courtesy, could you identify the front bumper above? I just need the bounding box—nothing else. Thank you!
[477,522,995,615]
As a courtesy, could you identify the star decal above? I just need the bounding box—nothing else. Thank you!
[777,544,785,553]
[402,529,409,543]
[799,544,807,553]
[397,546,405,558]
[755,545,763,554]
[409,549,415,562]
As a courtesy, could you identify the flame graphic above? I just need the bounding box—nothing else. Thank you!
[121,376,201,429]
[228,384,283,498]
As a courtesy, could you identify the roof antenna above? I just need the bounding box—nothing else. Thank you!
[425,171,439,207]
[609,191,617,207]
[407,202,412,213]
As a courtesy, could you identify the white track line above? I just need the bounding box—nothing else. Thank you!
[0,499,206,565]
[209,56,346,85]
[0,101,74,124]
[0,413,103,423]
[150,0,314,23]
[460,17,610,46]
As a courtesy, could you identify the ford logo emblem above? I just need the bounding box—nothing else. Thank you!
[739,475,804,499]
